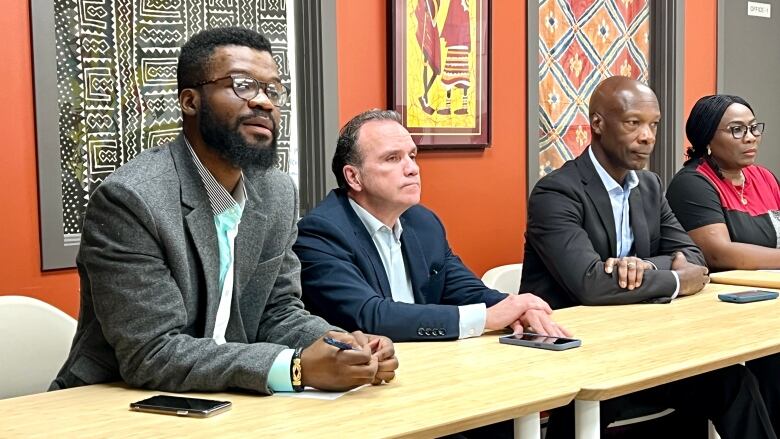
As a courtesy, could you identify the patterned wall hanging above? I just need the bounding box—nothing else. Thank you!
[536,0,650,178]
[32,0,298,269]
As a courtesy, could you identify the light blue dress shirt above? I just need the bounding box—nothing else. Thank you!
[348,198,486,338]
[588,147,638,258]
[588,147,679,297]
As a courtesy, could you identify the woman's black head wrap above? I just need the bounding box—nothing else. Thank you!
[685,94,753,165]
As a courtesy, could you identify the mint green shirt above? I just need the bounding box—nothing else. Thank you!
[185,138,294,392]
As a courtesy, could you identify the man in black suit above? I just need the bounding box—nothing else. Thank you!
[523,76,776,438]
[523,78,709,309]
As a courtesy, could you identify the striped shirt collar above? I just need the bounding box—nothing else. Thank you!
[184,136,247,214]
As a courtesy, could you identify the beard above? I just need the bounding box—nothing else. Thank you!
[198,98,279,171]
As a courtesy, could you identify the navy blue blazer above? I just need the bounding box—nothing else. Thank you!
[294,189,507,341]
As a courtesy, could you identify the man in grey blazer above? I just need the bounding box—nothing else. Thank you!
[51,27,397,394]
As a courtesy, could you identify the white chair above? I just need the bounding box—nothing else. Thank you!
[0,296,76,399]
[481,263,523,294]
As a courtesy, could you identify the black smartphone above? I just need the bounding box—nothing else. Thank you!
[499,332,581,351]
[718,290,779,303]
[130,395,232,418]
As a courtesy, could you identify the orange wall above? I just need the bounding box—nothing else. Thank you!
[0,0,80,316]
[336,0,720,277]
[0,0,719,317]
[683,0,718,147]
[336,0,528,277]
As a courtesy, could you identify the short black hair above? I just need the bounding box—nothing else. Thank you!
[177,27,273,93]
[332,109,403,189]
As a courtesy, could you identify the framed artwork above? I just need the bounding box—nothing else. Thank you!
[524,0,694,195]
[390,0,491,149]
[31,0,299,270]
[533,0,651,177]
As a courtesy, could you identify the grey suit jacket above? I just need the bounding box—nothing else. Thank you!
[521,148,706,309]
[52,135,335,394]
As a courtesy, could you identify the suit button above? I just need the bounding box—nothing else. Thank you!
[436,329,444,336]
[441,329,446,336]
[417,328,425,336]
[425,328,433,336]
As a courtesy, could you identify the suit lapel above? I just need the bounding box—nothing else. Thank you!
[399,219,428,304]
[577,150,618,256]
[629,183,651,258]
[230,176,268,342]
[338,192,392,298]
[170,138,222,337]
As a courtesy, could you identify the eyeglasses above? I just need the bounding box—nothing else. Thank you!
[189,74,290,107]
[720,123,765,139]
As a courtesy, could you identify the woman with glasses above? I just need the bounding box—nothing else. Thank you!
[667,94,779,433]
[667,94,778,270]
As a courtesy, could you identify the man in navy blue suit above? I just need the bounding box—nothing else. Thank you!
[294,109,569,342]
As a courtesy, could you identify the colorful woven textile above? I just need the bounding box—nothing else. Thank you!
[536,0,650,178]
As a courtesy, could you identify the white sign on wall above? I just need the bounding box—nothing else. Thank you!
[747,1,772,18]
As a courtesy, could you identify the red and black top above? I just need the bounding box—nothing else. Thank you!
[666,160,780,248]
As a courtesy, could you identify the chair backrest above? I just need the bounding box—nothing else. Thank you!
[0,296,76,399]
[481,264,523,294]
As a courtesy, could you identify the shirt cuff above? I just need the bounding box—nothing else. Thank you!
[267,348,295,392]
[458,303,487,339]
[670,271,681,299]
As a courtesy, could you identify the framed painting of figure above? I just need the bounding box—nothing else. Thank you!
[390,0,491,149]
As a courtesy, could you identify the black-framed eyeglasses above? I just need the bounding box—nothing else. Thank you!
[720,123,765,139]
[189,74,290,107]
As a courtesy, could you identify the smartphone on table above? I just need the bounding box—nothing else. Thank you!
[130,395,232,418]
[499,332,581,351]
[718,290,779,303]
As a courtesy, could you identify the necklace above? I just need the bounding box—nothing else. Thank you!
[734,171,748,205]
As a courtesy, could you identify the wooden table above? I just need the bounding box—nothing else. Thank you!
[555,282,780,439]
[4,283,778,438]
[0,337,578,438]
[710,269,780,289]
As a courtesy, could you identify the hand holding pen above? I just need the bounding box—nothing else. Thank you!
[340,331,398,385]
[324,336,361,351]
[297,331,376,391]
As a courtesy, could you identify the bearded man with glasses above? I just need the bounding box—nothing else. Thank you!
[51,27,398,395]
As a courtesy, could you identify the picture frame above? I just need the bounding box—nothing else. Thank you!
[30,0,300,270]
[390,0,491,149]
[526,0,683,193]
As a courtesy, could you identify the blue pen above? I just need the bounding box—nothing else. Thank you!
[323,336,359,351]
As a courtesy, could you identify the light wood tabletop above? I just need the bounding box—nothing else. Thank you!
[556,282,780,401]
[0,335,579,438]
[710,270,780,289]
[4,283,778,438]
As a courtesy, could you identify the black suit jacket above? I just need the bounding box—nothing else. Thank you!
[521,148,705,309]
[294,189,507,341]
